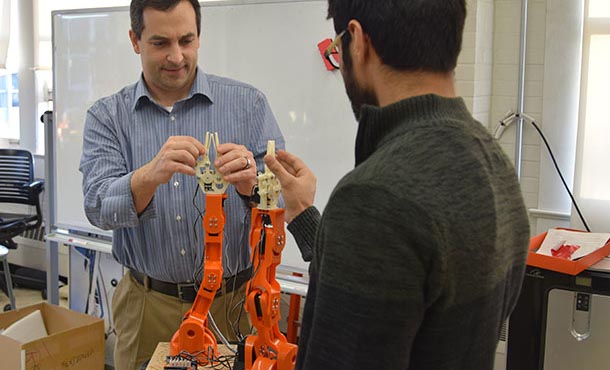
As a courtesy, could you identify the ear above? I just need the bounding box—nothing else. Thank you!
[129,29,141,54]
[346,19,372,66]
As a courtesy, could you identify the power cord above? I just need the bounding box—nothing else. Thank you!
[494,112,591,232]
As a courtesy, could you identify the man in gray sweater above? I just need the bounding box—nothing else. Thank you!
[264,0,530,369]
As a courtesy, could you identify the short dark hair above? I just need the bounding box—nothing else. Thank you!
[130,0,201,40]
[327,0,466,73]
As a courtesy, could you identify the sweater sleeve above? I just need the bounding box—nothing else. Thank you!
[296,183,439,370]
[287,206,320,262]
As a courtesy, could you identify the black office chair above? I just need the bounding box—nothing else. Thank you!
[0,149,44,311]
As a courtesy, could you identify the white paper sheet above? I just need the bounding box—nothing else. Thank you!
[537,229,610,260]
[1,310,48,343]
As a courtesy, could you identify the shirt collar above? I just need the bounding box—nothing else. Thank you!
[355,94,471,165]
[132,67,214,111]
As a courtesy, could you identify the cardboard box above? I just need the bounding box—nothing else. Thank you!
[0,302,104,370]
[527,228,610,275]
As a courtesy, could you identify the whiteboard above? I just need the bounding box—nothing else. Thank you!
[51,0,356,271]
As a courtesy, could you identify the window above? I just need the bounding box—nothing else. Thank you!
[0,0,18,141]
[0,71,19,139]
[573,0,610,231]
[589,0,610,18]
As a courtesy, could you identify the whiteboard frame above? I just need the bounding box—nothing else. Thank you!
[47,0,352,302]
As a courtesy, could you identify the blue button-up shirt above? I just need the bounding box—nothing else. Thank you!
[79,69,284,282]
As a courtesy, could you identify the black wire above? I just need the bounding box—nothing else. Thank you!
[229,215,258,341]
[231,210,255,340]
[525,116,591,232]
[224,267,242,340]
[192,185,206,288]
[248,227,265,291]
[172,349,236,370]
[241,224,266,336]
[230,296,248,341]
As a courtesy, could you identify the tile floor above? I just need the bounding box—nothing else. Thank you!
[0,285,69,310]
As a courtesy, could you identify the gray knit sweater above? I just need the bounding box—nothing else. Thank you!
[289,94,530,370]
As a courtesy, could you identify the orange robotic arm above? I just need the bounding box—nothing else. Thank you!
[244,141,298,370]
[170,132,229,365]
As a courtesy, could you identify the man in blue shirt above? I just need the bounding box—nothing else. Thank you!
[79,1,284,369]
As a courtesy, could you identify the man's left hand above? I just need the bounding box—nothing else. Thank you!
[214,143,257,196]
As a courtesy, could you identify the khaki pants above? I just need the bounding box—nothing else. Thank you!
[112,271,250,370]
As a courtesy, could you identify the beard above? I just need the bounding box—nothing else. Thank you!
[341,44,378,121]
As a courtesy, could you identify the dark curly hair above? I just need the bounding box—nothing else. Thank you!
[327,0,466,72]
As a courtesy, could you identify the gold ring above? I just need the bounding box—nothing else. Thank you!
[243,156,251,170]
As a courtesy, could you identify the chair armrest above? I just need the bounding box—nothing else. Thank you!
[26,180,45,194]
[0,219,27,230]
[21,180,44,203]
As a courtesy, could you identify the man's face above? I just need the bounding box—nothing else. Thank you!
[339,37,378,121]
[129,0,200,103]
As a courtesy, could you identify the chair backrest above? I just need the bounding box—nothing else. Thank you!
[0,149,36,206]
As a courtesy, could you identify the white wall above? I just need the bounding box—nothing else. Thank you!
[490,0,582,234]
[457,0,494,128]
[492,0,545,228]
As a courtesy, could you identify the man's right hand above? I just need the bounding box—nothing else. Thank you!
[131,136,206,214]
[264,150,316,223]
